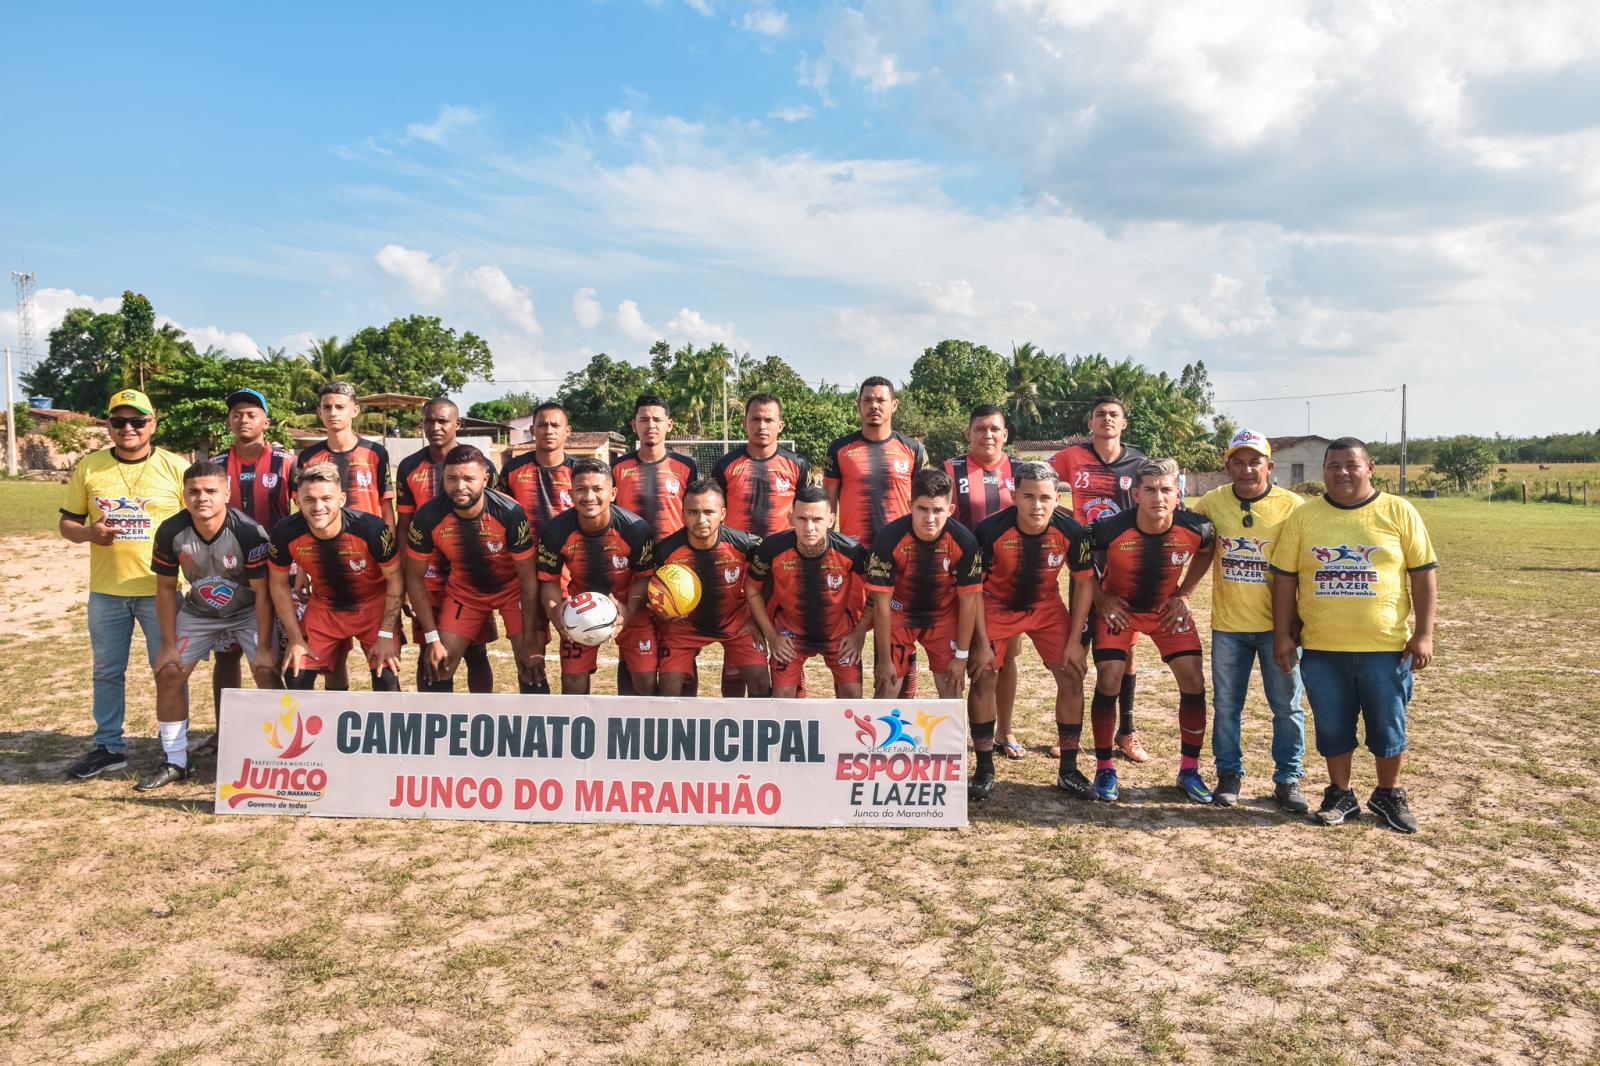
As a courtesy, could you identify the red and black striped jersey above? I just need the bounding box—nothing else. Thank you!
[498,452,575,540]
[974,508,1092,613]
[396,448,500,516]
[711,444,809,537]
[1090,509,1215,614]
[536,505,656,600]
[863,514,983,628]
[612,450,700,540]
[654,526,761,638]
[748,529,866,651]
[405,489,532,604]
[824,430,927,544]
[944,453,1022,530]
[297,438,394,518]
[211,444,296,530]
[268,508,396,611]
[1049,440,1147,525]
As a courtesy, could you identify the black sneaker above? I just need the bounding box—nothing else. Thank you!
[969,767,997,802]
[1274,780,1311,815]
[68,746,128,779]
[1213,772,1243,807]
[1056,766,1095,801]
[134,762,191,791]
[1311,785,1360,826]
[1366,787,1419,834]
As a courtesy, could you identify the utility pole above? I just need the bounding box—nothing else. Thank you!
[4,347,16,477]
[1399,383,1408,495]
[1306,400,1310,436]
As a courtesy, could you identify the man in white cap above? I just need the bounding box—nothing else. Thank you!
[1188,429,1309,812]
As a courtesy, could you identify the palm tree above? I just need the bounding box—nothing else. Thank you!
[303,335,353,384]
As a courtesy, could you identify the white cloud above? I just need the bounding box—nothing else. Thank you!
[174,322,261,359]
[404,104,485,145]
[768,104,814,122]
[374,244,448,300]
[466,265,541,336]
[823,7,918,92]
[685,0,712,14]
[0,287,121,355]
[742,7,788,36]
[615,299,659,342]
[373,245,540,337]
[665,307,738,346]
[604,109,633,138]
[572,287,605,329]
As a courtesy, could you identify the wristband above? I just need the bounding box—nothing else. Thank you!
[424,630,440,644]
[377,629,395,639]
[952,648,970,660]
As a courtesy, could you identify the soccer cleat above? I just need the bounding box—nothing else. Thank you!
[1213,772,1243,808]
[68,746,128,780]
[1093,767,1120,802]
[1311,785,1361,826]
[1116,731,1152,763]
[969,767,997,802]
[1056,767,1096,801]
[1176,768,1214,804]
[1366,787,1419,834]
[1274,780,1311,815]
[135,762,191,792]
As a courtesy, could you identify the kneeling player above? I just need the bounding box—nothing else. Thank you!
[652,480,769,697]
[746,486,871,698]
[1085,457,1216,802]
[865,468,983,704]
[537,458,658,694]
[268,462,403,691]
[139,461,277,789]
[970,462,1094,800]
[405,445,544,693]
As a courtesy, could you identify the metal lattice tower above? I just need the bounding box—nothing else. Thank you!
[11,272,36,378]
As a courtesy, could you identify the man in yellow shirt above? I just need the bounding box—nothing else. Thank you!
[1189,430,1308,813]
[59,389,188,779]
[1271,437,1437,833]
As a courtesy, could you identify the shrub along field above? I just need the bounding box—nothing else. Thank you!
[0,481,1596,1064]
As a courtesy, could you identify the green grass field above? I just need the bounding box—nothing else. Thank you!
[1,482,1597,1064]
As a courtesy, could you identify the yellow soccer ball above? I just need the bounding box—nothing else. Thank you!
[647,563,701,619]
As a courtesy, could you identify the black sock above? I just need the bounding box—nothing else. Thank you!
[371,668,400,692]
[972,720,996,775]
[426,677,455,693]
[1117,673,1137,736]
[519,678,551,695]
[1057,722,1082,775]
[285,668,317,690]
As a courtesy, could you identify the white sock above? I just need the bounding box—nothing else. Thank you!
[158,720,189,769]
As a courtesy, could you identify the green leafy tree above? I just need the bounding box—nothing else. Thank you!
[468,399,519,423]
[22,307,128,414]
[905,339,1007,419]
[340,315,494,397]
[145,349,297,453]
[1431,435,1497,492]
[555,353,654,432]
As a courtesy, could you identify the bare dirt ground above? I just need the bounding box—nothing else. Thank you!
[1,501,1597,1065]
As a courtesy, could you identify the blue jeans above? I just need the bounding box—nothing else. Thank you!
[1300,650,1411,759]
[88,591,164,754]
[1210,630,1304,783]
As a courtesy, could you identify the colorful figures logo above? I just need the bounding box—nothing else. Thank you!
[262,694,323,759]
[843,707,950,751]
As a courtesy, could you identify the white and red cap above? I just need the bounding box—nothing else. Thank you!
[1225,429,1272,459]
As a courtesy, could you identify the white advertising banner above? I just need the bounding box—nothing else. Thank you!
[216,690,968,828]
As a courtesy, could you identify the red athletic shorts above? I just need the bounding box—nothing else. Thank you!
[889,614,961,675]
[415,587,497,646]
[985,597,1070,670]
[439,586,522,643]
[559,616,659,676]
[657,621,768,674]
[300,598,387,671]
[1092,610,1201,662]
[771,634,863,689]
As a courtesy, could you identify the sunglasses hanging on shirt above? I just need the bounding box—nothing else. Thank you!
[1239,496,1253,528]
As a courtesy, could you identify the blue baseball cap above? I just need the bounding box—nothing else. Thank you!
[225,388,269,416]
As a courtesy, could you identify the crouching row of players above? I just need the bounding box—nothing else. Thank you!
[141,445,1217,808]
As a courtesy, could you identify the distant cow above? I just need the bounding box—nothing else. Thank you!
[1498,467,1508,474]
[1539,464,1551,470]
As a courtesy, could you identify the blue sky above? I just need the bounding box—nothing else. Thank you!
[5,0,1599,437]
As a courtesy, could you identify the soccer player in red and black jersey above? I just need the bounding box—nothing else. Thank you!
[267,462,403,691]
[1050,393,1152,763]
[537,458,658,695]
[827,376,928,697]
[500,401,577,538]
[864,467,983,702]
[612,394,699,541]
[651,480,769,698]
[1083,457,1217,804]
[404,445,545,694]
[396,397,497,693]
[298,382,395,526]
[746,486,871,698]
[971,462,1096,799]
[945,404,1030,758]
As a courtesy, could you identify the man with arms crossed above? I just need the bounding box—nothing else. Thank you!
[139,461,277,790]
[651,480,769,698]
[268,463,403,691]
[1051,394,1151,762]
[60,388,188,779]
[1188,430,1309,813]
[537,458,658,695]
[406,446,544,694]
[398,397,498,693]
[1083,458,1217,804]
[970,463,1095,800]
[1271,437,1437,833]
[745,486,872,699]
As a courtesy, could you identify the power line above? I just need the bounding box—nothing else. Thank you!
[1214,386,1400,404]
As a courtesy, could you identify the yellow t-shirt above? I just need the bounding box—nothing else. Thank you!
[1189,484,1304,633]
[61,447,189,597]
[1269,492,1437,653]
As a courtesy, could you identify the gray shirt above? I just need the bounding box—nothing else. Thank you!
[150,506,269,618]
